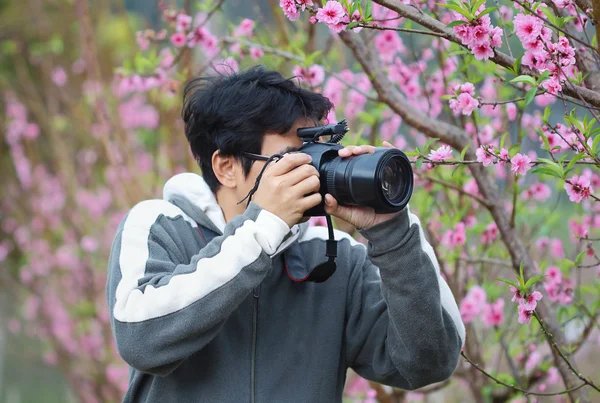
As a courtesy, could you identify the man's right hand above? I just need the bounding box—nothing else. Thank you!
[252,153,322,228]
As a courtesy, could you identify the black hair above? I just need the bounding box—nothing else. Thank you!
[181,65,334,193]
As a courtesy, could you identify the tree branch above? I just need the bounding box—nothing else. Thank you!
[339,29,590,402]
[371,0,600,108]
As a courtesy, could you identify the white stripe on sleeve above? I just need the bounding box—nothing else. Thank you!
[114,200,289,323]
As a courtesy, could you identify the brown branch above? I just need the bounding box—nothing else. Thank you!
[461,352,588,397]
[356,23,447,37]
[339,29,590,402]
[371,0,600,108]
[415,172,492,207]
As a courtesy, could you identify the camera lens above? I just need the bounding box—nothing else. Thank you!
[380,158,404,203]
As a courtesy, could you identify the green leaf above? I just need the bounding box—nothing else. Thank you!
[306,50,323,65]
[404,151,420,157]
[518,262,524,284]
[537,70,552,84]
[524,88,537,106]
[508,143,521,157]
[592,134,600,155]
[447,20,469,28]
[543,106,551,123]
[439,3,473,20]
[471,0,486,15]
[575,250,586,266]
[499,133,509,150]
[415,158,423,170]
[365,0,372,18]
[524,274,546,291]
[540,6,556,25]
[510,75,537,86]
[424,137,440,151]
[357,112,376,125]
[513,56,522,74]
[495,277,520,289]
[540,133,551,151]
[477,6,498,18]
[565,152,586,174]
[346,21,360,30]
[531,167,563,179]
[460,143,471,160]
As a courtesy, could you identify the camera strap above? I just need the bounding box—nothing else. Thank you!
[284,214,338,283]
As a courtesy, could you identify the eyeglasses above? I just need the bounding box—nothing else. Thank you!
[242,152,272,162]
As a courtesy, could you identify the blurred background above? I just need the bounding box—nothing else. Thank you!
[1,0,599,402]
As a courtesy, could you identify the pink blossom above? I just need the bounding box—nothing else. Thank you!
[546,367,561,385]
[497,148,509,167]
[490,26,503,47]
[545,266,562,284]
[176,14,192,32]
[468,285,487,305]
[233,18,255,37]
[280,0,300,21]
[565,175,593,203]
[23,123,40,140]
[460,297,480,323]
[297,0,314,11]
[482,298,505,327]
[316,1,345,25]
[518,303,534,324]
[541,75,562,95]
[550,238,564,258]
[506,103,517,120]
[250,47,264,60]
[510,285,524,303]
[510,153,532,175]
[461,82,476,95]
[214,57,239,75]
[428,145,453,162]
[525,350,542,372]
[476,146,496,166]
[170,32,186,47]
[292,65,325,87]
[514,13,544,44]
[51,67,67,87]
[522,291,543,310]
[375,31,405,62]
[450,92,479,116]
[473,43,494,60]
[481,222,498,244]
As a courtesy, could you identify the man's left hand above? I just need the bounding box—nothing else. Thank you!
[323,140,399,230]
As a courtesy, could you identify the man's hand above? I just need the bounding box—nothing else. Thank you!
[253,153,322,228]
[324,141,399,230]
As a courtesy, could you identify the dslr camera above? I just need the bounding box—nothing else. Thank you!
[296,120,414,217]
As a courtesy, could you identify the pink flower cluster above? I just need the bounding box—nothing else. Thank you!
[476,145,509,167]
[481,222,498,244]
[280,0,313,21]
[453,9,503,60]
[428,145,453,165]
[510,286,543,325]
[449,82,479,116]
[510,153,532,176]
[514,13,578,99]
[536,236,565,258]
[521,182,552,202]
[441,221,466,248]
[543,266,573,304]
[167,12,218,57]
[292,64,325,87]
[564,174,594,203]
[460,286,505,327]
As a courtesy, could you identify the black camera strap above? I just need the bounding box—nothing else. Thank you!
[237,153,338,283]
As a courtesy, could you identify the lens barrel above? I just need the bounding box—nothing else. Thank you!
[322,148,413,214]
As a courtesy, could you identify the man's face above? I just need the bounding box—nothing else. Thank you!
[235,117,315,220]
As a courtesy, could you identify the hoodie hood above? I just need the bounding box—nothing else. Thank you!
[162,172,304,257]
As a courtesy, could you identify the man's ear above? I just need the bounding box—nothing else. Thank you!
[211,150,237,189]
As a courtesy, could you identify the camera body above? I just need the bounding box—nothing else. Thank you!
[297,121,414,217]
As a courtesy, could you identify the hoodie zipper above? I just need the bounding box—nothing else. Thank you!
[251,284,260,403]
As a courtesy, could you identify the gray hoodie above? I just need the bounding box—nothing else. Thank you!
[106,172,466,403]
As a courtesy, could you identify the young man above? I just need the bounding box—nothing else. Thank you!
[106,66,465,402]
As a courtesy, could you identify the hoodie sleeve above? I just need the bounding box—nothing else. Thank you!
[344,206,465,390]
[106,200,289,376]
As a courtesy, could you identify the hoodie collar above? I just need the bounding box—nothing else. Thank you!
[162,172,304,257]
